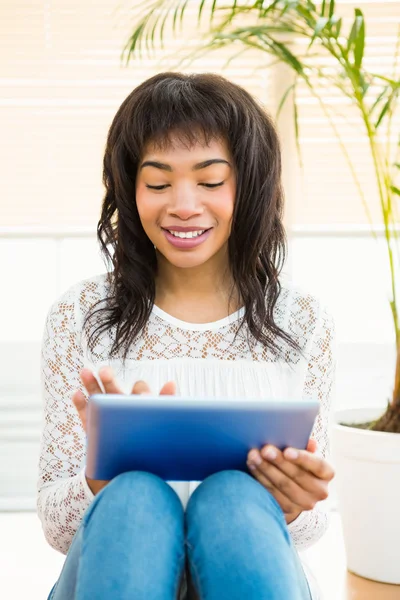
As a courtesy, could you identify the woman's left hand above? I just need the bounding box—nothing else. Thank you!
[246,439,335,524]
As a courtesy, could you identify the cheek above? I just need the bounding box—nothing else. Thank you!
[135,187,158,226]
[213,188,235,226]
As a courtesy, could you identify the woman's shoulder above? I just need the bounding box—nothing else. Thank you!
[278,277,335,341]
[280,276,333,313]
[47,272,111,319]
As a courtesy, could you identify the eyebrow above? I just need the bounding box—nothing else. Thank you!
[139,158,231,172]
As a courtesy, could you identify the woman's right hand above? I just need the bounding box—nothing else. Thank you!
[72,367,176,495]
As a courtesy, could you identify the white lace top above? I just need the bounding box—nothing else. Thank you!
[37,272,336,599]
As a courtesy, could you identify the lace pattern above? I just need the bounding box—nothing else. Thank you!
[37,273,336,556]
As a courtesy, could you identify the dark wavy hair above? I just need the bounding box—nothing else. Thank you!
[83,71,303,363]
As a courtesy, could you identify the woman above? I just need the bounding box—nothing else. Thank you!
[38,72,336,600]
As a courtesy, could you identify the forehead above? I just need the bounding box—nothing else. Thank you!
[142,131,231,159]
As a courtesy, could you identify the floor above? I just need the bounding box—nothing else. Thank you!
[0,511,398,600]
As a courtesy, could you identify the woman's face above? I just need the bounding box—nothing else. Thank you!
[135,134,236,270]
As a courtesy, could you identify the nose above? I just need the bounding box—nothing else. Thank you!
[166,188,204,220]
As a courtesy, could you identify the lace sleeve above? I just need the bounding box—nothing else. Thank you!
[287,303,336,551]
[37,284,94,554]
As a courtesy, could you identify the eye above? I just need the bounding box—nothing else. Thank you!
[146,184,169,190]
[202,182,224,189]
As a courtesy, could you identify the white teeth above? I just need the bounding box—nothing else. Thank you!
[168,230,206,239]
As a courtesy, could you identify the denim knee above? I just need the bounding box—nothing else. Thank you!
[83,471,184,526]
[186,469,286,530]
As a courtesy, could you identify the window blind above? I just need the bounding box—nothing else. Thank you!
[1,1,398,228]
[292,0,400,226]
[0,0,274,227]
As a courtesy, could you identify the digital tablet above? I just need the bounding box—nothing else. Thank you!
[85,395,319,481]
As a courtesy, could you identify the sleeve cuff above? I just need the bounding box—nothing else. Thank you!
[80,468,95,502]
[286,509,310,532]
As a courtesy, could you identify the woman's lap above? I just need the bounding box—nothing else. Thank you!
[184,470,311,600]
[49,471,185,600]
[48,470,311,600]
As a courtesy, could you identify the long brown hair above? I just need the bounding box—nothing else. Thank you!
[83,72,303,362]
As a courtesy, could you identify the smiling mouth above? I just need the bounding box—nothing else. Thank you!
[162,228,211,239]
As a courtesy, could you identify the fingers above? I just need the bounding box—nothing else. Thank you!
[75,367,122,433]
[130,380,176,395]
[249,468,304,514]
[282,447,335,481]
[258,445,330,496]
[307,438,318,453]
[131,380,152,395]
[80,367,124,396]
[74,369,176,433]
[72,389,88,432]
[247,444,333,511]
[248,450,320,510]
[159,381,176,395]
[79,366,175,400]
[97,367,123,394]
[79,368,103,396]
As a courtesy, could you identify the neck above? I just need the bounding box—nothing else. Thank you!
[155,249,238,308]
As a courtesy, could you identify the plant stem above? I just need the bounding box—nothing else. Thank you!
[360,103,400,348]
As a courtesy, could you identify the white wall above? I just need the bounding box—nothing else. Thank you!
[0,230,396,508]
[1,230,397,344]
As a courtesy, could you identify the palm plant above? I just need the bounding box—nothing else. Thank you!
[121,0,400,433]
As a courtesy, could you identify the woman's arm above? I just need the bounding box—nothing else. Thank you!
[246,298,337,550]
[286,303,337,550]
[37,285,95,554]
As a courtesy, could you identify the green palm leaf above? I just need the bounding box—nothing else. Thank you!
[120,0,400,361]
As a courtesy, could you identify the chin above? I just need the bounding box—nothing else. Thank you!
[164,254,212,269]
[159,247,217,269]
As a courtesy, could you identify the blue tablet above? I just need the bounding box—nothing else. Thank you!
[85,395,319,481]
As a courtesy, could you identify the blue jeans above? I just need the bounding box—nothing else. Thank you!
[48,470,312,600]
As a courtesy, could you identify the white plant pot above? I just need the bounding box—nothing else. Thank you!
[331,407,400,584]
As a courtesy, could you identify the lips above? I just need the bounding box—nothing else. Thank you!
[162,228,212,249]
[162,227,211,233]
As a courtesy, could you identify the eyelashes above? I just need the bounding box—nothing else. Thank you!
[145,182,224,191]
[203,182,224,188]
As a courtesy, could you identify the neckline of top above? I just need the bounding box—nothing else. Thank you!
[151,304,246,331]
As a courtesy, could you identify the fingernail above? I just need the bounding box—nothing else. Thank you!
[247,463,257,471]
[263,448,278,461]
[99,367,112,378]
[249,452,262,466]
[285,448,299,460]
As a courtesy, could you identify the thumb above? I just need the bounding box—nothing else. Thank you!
[72,389,88,432]
[307,438,318,453]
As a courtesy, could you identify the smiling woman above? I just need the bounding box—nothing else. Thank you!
[37,72,336,600]
[83,71,300,358]
[136,137,236,275]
